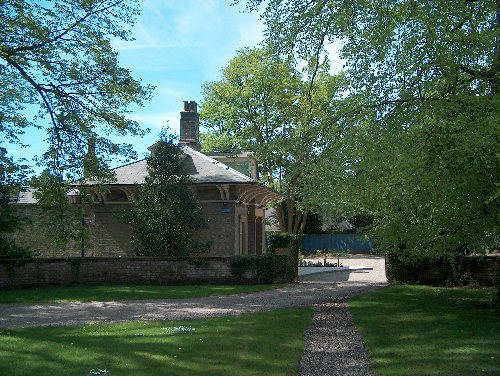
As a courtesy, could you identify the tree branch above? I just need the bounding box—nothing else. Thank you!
[12,0,128,54]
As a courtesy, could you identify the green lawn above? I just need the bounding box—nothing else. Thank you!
[3,283,499,375]
[0,306,314,376]
[349,285,500,376]
[0,284,286,304]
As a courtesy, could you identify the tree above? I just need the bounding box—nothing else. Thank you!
[31,170,90,252]
[0,0,153,248]
[200,47,345,236]
[1,0,153,176]
[242,0,500,260]
[124,131,208,257]
[0,147,32,258]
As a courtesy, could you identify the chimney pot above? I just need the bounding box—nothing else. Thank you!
[189,101,197,112]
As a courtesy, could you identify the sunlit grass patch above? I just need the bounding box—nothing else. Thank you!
[0,306,313,376]
[0,284,286,304]
[349,285,500,375]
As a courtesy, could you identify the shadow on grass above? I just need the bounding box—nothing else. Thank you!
[349,285,500,375]
[0,306,313,376]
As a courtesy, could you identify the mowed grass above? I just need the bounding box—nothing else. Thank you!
[0,306,313,376]
[0,284,286,304]
[348,285,500,376]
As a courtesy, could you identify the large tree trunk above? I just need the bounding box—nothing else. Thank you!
[274,199,308,237]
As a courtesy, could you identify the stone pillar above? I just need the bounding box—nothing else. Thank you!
[255,217,264,254]
[247,217,257,255]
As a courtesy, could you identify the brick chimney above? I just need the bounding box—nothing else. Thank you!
[179,101,200,150]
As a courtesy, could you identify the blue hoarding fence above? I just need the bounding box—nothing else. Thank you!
[300,234,373,254]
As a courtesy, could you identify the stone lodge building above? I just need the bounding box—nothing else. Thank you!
[11,101,283,258]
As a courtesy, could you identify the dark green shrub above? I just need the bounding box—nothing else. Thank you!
[386,252,488,286]
[230,254,294,283]
[267,232,295,254]
[0,243,38,259]
[124,132,209,257]
[435,253,487,286]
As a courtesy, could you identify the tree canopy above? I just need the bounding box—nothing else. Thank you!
[201,47,346,236]
[0,0,153,180]
[240,0,500,259]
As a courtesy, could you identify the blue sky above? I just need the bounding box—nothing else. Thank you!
[116,0,267,149]
[8,0,343,174]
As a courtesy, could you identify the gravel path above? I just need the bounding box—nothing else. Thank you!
[299,296,376,376]
[0,255,387,375]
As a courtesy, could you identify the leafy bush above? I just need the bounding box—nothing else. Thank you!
[0,243,38,259]
[124,132,209,257]
[267,232,295,254]
[230,254,294,283]
[386,252,489,286]
[435,253,487,286]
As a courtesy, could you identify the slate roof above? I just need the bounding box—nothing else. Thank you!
[10,146,283,205]
[182,146,254,184]
[12,188,38,204]
[107,158,148,185]
[109,145,255,185]
[10,188,82,204]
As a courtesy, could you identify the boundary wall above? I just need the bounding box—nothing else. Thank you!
[386,256,500,286]
[0,257,282,289]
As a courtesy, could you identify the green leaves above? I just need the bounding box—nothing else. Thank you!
[125,132,208,257]
[0,0,154,182]
[230,253,293,283]
[201,47,345,235]
[31,170,89,251]
[346,95,500,259]
[244,0,500,260]
[0,0,155,253]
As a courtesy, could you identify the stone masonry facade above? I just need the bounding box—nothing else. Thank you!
[10,198,266,258]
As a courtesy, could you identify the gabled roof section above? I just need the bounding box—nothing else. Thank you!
[181,145,255,184]
[107,145,255,185]
[108,158,149,185]
[11,188,38,204]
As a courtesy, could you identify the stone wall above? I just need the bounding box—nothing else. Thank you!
[195,201,238,257]
[90,204,134,257]
[386,255,500,286]
[9,202,246,258]
[9,203,134,258]
[0,257,283,289]
[9,204,80,257]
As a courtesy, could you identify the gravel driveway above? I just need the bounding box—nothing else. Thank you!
[0,255,387,375]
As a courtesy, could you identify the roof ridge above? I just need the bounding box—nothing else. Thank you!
[111,157,148,171]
